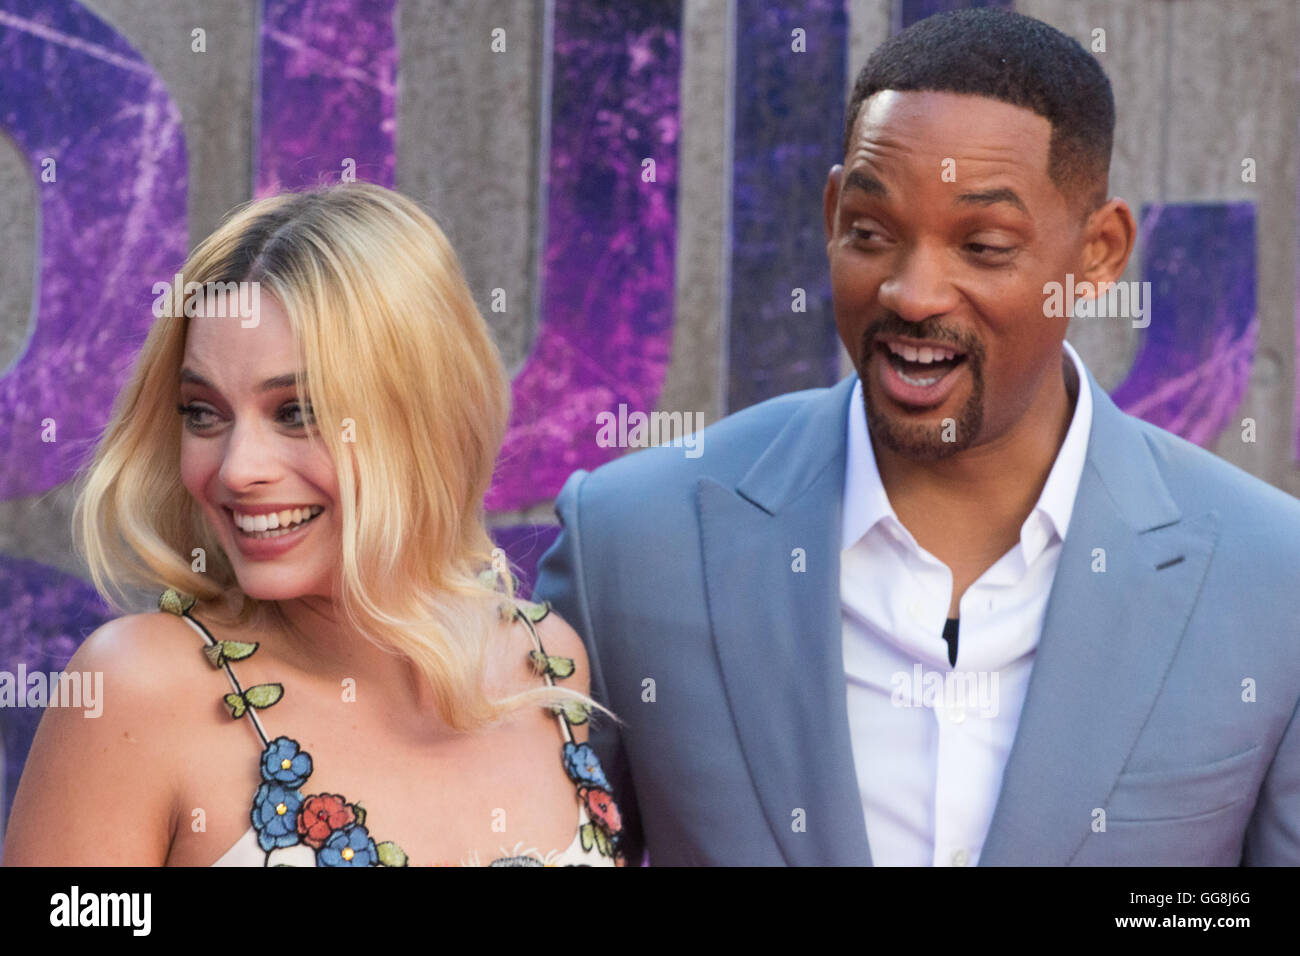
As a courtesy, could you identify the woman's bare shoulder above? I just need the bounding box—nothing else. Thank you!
[72,608,209,675]
[1,609,213,865]
[484,603,592,707]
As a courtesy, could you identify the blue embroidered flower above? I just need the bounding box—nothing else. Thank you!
[261,736,313,787]
[319,824,378,867]
[562,742,609,790]
[252,783,303,851]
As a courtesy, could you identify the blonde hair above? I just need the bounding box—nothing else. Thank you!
[72,183,603,731]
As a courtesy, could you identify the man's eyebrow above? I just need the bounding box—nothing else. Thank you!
[954,187,1029,216]
[842,169,888,199]
[843,169,1030,217]
[180,368,301,393]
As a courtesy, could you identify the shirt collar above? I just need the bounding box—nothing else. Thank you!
[841,340,1094,556]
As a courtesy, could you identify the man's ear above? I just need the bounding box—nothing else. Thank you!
[1080,197,1137,292]
[824,164,843,248]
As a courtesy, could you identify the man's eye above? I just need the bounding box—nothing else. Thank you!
[850,226,885,243]
[968,242,1014,257]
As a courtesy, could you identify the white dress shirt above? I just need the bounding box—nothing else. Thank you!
[840,341,1093,866]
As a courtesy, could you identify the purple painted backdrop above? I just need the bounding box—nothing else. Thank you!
[256,0,396,194]
[0,0,187,498]
[726,0,846,412]
[898,0,1013,31]
[484,0,682,511]
[1111,203,1257,446]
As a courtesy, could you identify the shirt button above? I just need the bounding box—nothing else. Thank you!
[908,600,924,623]
[951,848,969,867]
[948,706,966,724]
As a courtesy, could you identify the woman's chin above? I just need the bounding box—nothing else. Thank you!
[233,572,325,603]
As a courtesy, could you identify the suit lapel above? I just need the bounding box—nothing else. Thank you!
[693,369,1219,866]
[696,376,872,866]
[980,377,1220,865]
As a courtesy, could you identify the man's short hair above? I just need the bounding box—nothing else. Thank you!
[844,8,1115,216]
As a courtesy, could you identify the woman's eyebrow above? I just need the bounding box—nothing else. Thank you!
[180,368,300,393]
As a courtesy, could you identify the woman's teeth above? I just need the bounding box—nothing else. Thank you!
[233,505,324,538]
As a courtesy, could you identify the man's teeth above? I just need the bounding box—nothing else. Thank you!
[234,505,324,535]
[885,341,959,363]
[897,368,944,387]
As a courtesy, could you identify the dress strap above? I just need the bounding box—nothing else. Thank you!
[514,604,579,747]
[158,588,282,749]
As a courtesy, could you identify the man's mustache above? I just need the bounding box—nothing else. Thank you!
[861,316,982,359]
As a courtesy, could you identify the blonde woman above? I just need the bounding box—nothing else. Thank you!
[3,184,625,867]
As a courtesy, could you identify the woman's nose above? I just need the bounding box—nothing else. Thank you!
[217,420,282,490]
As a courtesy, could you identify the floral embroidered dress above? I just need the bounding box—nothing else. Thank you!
[157,584,624,867]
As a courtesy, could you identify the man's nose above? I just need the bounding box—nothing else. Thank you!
[876,242,957,323]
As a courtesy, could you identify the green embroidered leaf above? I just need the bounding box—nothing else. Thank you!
[243,683,283,710]
[376,841,408,867]
[353,803,367,827]
[158,588,195,616]
[202,640,259,670]
[528,650,575,680]
[515,599,551,623]
[223,692,247,719]
[546,655,574,679]
[579,822,596,852]
[551,699,590,725]
[594,826,612,857]
[220,640,258,661]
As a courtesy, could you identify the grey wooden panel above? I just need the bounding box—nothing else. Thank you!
[659,0,728,425]
[86,0,256,246]
[1160,0,1299,495]
[0,132,34,381]
[397,0,542,372]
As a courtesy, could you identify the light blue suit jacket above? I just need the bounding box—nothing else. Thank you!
[533,369,1300,865]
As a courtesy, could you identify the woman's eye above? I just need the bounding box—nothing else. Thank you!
[176,402,216,431]
[175,401,315,431]
[850,226,885,244]
[280,403,316,428]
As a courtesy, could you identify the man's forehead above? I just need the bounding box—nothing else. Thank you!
[844,90,1053,203]
[850,89,1051,164]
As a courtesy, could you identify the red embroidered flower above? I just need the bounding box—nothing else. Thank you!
[297,793,356,848]
[579,786,622,836]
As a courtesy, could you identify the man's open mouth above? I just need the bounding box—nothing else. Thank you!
[876,339,968,388]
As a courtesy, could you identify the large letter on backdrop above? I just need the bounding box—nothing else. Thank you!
[0,0,188,841]
[485,0,682,512]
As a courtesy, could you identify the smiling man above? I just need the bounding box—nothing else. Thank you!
[534,8,1300,866]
